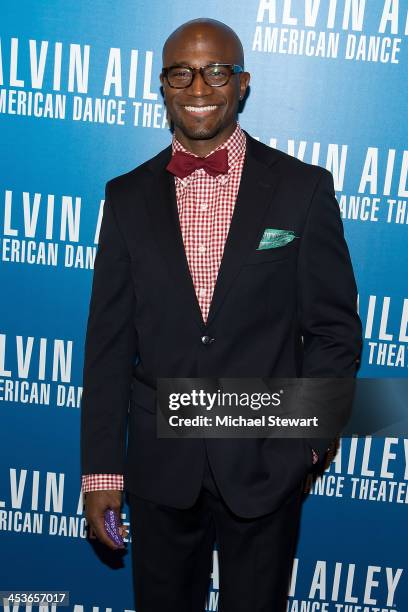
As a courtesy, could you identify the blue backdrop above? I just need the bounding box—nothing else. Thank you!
[1,1,407,610]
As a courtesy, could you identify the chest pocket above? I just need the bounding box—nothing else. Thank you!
[243,237,300,265]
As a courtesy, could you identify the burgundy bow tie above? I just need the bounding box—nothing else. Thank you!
[166,148,229,179]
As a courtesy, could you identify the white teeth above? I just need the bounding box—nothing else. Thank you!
[184,105,218,112]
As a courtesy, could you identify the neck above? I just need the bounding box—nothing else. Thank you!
[174,122,237,157]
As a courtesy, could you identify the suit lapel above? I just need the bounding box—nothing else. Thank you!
[143,144,205,329]
[206,132,281,326]
[144,130,282,330]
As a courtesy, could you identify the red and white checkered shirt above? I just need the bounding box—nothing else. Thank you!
[172,121,246,323]
[81,123,318,493]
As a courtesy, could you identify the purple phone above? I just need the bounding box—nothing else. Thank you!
[104,509,125,547]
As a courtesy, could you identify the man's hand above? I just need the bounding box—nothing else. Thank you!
[84,490,129,550]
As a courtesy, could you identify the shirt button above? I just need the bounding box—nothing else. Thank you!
[201,335,215,345]
[200,203,208,211]
[199,287,206,298]
[198,244,206,254]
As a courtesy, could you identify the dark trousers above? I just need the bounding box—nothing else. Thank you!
[128,444,303,612]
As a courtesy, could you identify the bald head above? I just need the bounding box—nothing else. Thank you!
[162,18,244,69]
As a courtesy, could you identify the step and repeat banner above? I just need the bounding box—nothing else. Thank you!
[0,1,407,610]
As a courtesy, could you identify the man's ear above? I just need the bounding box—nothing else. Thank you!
[239,72,250,100]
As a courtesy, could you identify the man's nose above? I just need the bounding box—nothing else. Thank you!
[188,69,213,96]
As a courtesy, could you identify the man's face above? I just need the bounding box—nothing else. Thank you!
[160,29,250,142]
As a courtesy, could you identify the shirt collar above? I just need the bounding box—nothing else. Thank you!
[171,122,246,187]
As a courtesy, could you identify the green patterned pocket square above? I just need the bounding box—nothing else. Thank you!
[257,228,299,250]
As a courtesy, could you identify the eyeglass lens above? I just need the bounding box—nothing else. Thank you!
[167,65,232,87]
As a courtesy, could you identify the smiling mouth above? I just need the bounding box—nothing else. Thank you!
[182,105,220,114]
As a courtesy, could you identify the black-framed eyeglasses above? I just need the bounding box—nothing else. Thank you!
[161,63,244,88]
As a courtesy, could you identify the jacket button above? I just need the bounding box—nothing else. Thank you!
[201,335,214,345]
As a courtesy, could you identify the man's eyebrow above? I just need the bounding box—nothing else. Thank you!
[164,60,225,67]
[167,60,229,68]
[166,61,191,67]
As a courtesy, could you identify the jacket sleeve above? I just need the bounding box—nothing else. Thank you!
[80,181,138,476]
[297,168,363,458]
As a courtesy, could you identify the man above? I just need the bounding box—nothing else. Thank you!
[80,17,362,612]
